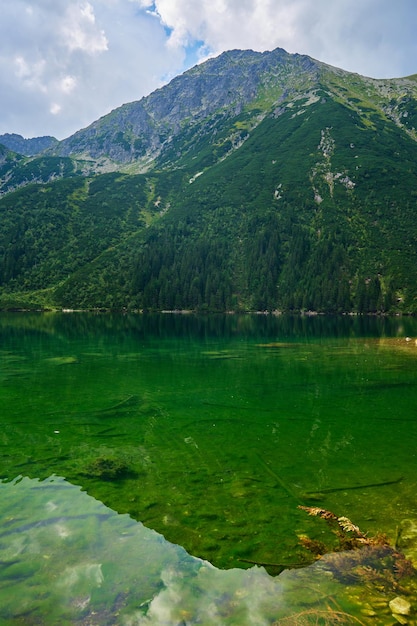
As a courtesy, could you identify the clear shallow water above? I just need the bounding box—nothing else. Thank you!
[1,313,417,623]
[0,474,369,625]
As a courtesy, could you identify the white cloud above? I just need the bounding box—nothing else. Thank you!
[150,0,417,78]
[50,103,62,115]
[14,56,30,80]
[154,0,303,53]
[0,0,185,139]
[61,2,108,54]
[14,56,47,92]
[60,76,77,94]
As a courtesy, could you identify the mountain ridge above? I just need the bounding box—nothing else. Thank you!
[0,47,417,314]
[46,48,321,169]
[0,133,58,156]
[45,47,417,172]
[3,47,417,173]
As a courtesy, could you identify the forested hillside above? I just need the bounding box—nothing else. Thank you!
[1,48,417,313]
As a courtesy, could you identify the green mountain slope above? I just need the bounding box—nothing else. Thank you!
[1,48,417,313]
[0,152,82,197]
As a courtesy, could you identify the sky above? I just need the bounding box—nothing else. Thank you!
[1,0,416,140]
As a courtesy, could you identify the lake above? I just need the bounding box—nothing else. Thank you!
[1,312,417,624]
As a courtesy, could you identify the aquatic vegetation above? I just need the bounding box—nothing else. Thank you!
[79,455,134,480]
[298,506,417,622]
[44,355,78,365]
[300,507,397,551]
[273,609,367,625]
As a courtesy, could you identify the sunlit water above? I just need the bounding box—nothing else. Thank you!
[1,312,417,624]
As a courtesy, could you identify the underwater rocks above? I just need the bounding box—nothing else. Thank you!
[389,596,411,624]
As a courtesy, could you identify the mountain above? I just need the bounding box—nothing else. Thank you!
[0,133,58,156]
[1,47,417,313]
[48,48,317,169]
[48,48,417,174]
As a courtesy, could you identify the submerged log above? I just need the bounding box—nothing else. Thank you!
[304,476,403,496]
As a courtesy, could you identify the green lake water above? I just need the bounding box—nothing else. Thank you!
[1,312,417,624]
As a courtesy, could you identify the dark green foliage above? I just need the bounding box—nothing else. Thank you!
[0,173,157,300]
[0,155,80,196]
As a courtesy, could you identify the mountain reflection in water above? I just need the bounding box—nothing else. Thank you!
[0,474,340,625]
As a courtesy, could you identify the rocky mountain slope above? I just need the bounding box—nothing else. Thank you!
[1,48,417,313]
[48,48,318,168]
[48,48,417,172]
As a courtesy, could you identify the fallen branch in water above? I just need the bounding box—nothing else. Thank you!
[273,608,367,625]
[305,476,403,496]
[97,394,137,413]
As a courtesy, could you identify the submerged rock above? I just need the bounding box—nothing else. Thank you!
[389,596,411,616]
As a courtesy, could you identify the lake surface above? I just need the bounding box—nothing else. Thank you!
[1,312,417,624]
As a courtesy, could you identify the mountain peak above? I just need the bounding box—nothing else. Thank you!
[48,47,322,169]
